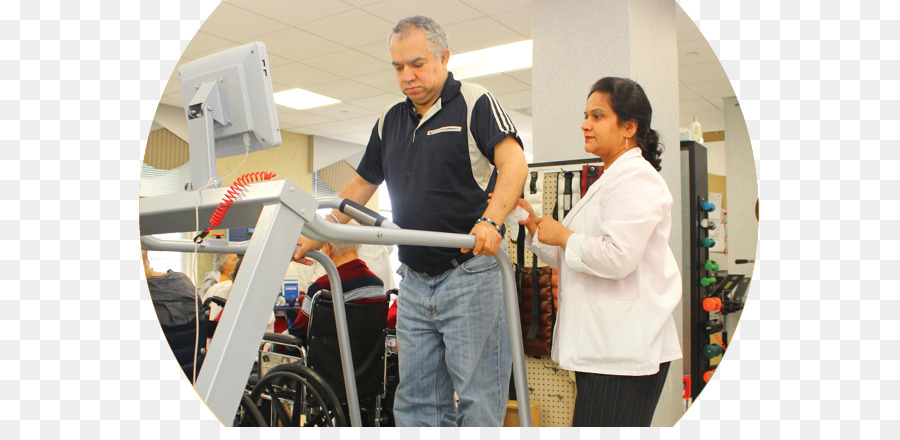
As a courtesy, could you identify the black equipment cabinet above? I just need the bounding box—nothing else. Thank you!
[681,140,719,399]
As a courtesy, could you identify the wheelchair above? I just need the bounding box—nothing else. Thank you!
[232,289,399,427]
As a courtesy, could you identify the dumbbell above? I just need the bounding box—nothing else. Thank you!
[703,369,715,383]
[701,200,716,212]
[704,259,719,272]
[700,276,717,287]
[702,297,722,312]
[703,319,724,334]
[724,300,744,314]
[701,237,716,248]
[702,343,725,359]
[700,218,717,230]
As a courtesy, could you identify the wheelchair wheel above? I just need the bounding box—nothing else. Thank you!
[248,363,348,427]
[233,394,267,427]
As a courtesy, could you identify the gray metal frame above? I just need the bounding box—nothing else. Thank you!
[185,79,225,190]
[140,179,531,427]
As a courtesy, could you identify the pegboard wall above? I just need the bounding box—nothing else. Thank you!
[525,356,576,426]
[542,172,558,219]
[507,171,577,426]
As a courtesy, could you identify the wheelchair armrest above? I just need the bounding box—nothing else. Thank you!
[262,332,305,347]
[203,296,227,308]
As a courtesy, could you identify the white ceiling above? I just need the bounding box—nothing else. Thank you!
[157,0,733,151]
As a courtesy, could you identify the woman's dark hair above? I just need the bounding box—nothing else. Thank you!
[588,77,663,171]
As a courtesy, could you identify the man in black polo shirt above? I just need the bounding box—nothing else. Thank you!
[294,16,527,427]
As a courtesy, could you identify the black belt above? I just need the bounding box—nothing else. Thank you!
[562,171,574,217]
[421,252,476,277]
[517,225,541,340]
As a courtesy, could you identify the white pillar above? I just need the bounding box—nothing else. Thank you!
[533,0,683,426]
[724,97,759,276]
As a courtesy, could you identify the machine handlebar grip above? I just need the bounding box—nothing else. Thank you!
[339,199,396,228]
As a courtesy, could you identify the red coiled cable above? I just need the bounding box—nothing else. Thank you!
[193,171,277,243]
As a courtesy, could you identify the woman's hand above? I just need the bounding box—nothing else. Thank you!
[535,217,574,249]
[514,198,541,236]
[516,198,538,223]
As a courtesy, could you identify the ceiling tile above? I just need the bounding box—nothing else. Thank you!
[321,131,372,146]
[492,8,531,38]
[341,115,382,131]
[305,79,387,102]
[199,3,291,42]
[281,126,307,136]
[302,102,377,120]
[680,98,722,116]
[276,109,335,128]
[162,76,181,96]
[297,9,394,48]
[679,82,729,112]
[679,61,728,85]
[362,0,484,27]
[350,69,399,93]
[149,1,744,168]
[505,68,531,85]
[266,53,293,67]
[159,92,183,108]
[181,32,235,59]
[255,28,346,62]
[677,40,719,67]
[679,82,698,100]
[464,73,529,96]
[304,49,392,77]
[170,56,194,73]
[271,62,342,89]
[444,17,525,53]
[339,0,383,7]
[225,0,354,27]
[355,41,390,59]
[270,81,294,93]
[346,93,404,113]
[291,124,342,137]
[678,84,722,108]
[690,80,737,100]
[494,89,531,112]
[296,117,376,136]
[459,0,531,16]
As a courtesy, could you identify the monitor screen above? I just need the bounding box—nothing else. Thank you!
[178,42,281,157]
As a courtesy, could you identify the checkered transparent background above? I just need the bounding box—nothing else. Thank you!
[1,0,896,437]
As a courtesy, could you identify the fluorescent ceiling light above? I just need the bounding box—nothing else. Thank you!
[274,88,340,110]
[448,40,532,80]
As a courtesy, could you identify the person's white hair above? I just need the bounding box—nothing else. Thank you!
[212,253,231,272]
[327,241,361,255]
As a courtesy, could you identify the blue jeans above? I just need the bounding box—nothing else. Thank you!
[393,254,512,427]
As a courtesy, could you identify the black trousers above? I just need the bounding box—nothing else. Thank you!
[572,362,671,427]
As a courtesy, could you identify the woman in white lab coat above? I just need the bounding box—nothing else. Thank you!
[519,77,682,427]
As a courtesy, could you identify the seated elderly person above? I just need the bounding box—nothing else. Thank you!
[142,249,206,382]
[197,252,238,298]
[287,241,386,341]
[202,255,277,336]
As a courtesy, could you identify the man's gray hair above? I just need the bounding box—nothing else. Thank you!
[328,241,361,256]
[391,15,449,60]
